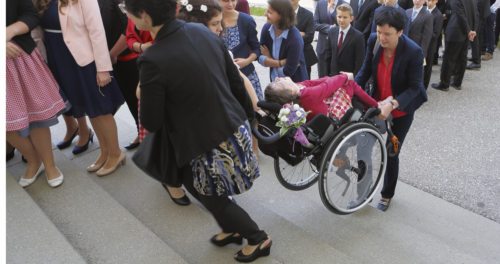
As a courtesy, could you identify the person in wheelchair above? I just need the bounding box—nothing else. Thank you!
[263,73,380,121]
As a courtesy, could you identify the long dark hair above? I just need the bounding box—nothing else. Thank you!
[267,0,295,30]
[177,0,222,26]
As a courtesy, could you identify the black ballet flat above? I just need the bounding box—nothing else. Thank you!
[72,129,94,155]
[124,141,140,150]
[57,128,79,149]
[162,184,191,206]
[6,148,15,162]
[210,233,243,247]
[234,239,272,263]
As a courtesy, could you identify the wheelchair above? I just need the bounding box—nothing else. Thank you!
[252,101,397,215]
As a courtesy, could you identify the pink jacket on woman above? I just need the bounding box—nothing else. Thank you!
[58,0,112,72]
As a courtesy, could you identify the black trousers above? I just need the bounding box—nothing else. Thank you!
[470,19,486,64]
[381,113,414,199]
[181,166,268,245]
[424,37,439,89]
[440,40,468,86]
[114,58,139,131]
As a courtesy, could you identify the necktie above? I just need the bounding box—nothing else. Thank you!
[338,31,344,52]
[412,10,418,22]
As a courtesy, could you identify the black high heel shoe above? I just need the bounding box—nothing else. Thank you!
[210,233,243,247]
[234,238,272,263]
[161,184,191,206]
[57,128,79,149]
[72,129,94,155]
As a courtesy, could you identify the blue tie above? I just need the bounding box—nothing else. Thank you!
[412,10,418,22]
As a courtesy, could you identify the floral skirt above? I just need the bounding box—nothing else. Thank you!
[191,122,260,196]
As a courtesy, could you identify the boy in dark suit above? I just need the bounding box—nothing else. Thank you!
[423,0,443,89]
[325,3,366,76]
[405,0,433,59]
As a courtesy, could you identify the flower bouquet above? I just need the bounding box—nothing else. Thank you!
[276,104,312,147]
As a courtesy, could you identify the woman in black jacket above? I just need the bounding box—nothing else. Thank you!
[124,0,272,262]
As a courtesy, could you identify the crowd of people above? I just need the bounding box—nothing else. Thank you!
[5,0,499,262]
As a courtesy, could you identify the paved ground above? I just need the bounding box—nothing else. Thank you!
[247,12,500,222]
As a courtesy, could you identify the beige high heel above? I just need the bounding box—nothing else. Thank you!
[95,152,126,177]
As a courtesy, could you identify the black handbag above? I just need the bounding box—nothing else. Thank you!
[132,125,182,185]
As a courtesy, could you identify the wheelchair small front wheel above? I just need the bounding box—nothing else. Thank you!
[274,155,319,191]
[318,122,387,214]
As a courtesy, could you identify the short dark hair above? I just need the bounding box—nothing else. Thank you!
[177,0,222,27]
[374,7,406,32]
[264,82,298,105]
[124,0,177,26]
[268,0,295,30]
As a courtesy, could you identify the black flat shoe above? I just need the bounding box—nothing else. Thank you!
[6,148,15,161]
[72,129,94,155]
[57,128,79,149]
[234,239,272,263]
[431,82,449,91]
[376,198,392,212]
[125,141,140,150]
[210,233,243,247]
[162,184,191,206]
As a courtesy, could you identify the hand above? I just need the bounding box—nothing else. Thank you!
[468,31,477,42]
[378,102,393,120]
[6,41,24,58]
[141,42,153,52]
[96,71,112,87]
[136,84,141,99]
[340,71,354,80]
[234,58,249,68]
[260,45,271,57]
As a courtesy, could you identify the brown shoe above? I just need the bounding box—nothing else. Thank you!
[481,52,493,61]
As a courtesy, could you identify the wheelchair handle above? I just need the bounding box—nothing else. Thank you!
[361,107,381,121]
[251,120,282,144]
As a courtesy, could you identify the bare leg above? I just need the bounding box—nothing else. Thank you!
[88,116,108,167]
[61,115,78,142]
[7,132,42,179]
[90,114,122,170]
[75,117,90,147]
[29,127,61,180]
[166,186,186,199]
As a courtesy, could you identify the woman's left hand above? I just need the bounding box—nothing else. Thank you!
[378,102,393,120]
[260,45,271,57]
[6,41,23,59]
[96,71,112,87]
[234,58,249,68]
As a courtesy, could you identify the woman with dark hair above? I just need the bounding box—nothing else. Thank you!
[34,0,126,176]
[355,7,427,211]
[219,0,263,100]
[7,0,67,187]
[258,0,308,82]
[124,0,272,262]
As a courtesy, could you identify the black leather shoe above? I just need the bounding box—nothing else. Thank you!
[466,63,481,70]
[451,83,462,90]
[72,129,94,155]
[124,141,140,150]
[431,82,449,91]
[210,233,243,247]
[57,128,79,149]
[234,239,272,263]
[162,184,191,206]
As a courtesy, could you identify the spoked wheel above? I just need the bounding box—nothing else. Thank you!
[318,122,387,214]
[274,154,319,191]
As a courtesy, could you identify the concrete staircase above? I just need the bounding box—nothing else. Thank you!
[6,110,500,264]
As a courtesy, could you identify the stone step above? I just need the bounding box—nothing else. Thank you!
[70,149,356,264]
[6,174,86,264]
[6,150,187,264]
[249,155,500,263]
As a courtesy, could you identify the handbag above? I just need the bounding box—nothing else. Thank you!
[132,125,181,185]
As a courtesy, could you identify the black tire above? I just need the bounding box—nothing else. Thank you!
[318,122,387,214]
[274,154,319,191]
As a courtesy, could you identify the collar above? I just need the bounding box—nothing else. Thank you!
[269,25,289,39]
[428,6,435,13]
[154,18,183,42]
[413,6,424,15]
[339,24,351,35]
[294,6,299,15]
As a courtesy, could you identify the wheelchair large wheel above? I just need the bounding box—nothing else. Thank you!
[274,155,319,191]
[318,122,387,214]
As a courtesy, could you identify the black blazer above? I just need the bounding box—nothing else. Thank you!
[353,0,380,41]
[296,6,318,67]
[355,33,427,114]
[429,7,444,53]
[314,0,345,56]
[138,20,254,166]
[324,26,366,76]
[445,0,479,42]
[406,7,433,58]
[6,0,39,54]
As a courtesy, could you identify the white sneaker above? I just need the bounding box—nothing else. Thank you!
[19,165,44,188]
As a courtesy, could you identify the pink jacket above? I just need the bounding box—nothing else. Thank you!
[58,0,112,72]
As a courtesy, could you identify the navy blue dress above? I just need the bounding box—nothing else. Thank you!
[41,0,124,118]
